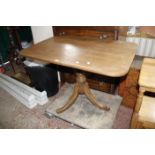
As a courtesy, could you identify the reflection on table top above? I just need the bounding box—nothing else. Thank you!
[21,36,137,77]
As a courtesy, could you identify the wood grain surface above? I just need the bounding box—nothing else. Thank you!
[21,36,137,77]
[139,58,155,88]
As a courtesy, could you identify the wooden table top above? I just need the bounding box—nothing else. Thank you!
[139,58,155,88]
[21,36,137,77]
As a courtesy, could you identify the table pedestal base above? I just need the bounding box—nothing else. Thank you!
[56,73,110,113]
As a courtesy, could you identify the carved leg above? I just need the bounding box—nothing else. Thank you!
[56,73,110,113]
[83,83,110,111]
[56,84,79,113]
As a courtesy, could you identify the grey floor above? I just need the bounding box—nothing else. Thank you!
[131,55,144,69]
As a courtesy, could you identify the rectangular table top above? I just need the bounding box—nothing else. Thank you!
[139,58,155,88]
[21,36,137,77]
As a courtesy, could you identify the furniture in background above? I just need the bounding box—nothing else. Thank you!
[7,26,33,65]
[7,26,23,71]
[0,26,33,73]
[139,26,155,37]
[131,58,155,128]
[0,26,18,73]
[53,26,120,93]
[118,68,140,109]
[21,36,136,113]
[126,34,155,57]
[53,26,119,40]
[126,26,155,57]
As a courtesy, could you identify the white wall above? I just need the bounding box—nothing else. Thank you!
[31,26,53,44]
[30,26,61,82]
[126,37,155,57]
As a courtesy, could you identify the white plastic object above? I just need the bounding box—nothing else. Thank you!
[0,73,48,107]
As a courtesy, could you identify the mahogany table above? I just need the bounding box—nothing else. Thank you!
[21,36,137,113]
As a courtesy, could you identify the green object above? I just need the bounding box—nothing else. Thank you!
[18,26,33,42]
[0,26,33,64]
[0,26,10,63]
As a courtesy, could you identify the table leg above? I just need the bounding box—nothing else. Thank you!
[56,73,110,113]
[83,83,110,111]
[56,84,79,113]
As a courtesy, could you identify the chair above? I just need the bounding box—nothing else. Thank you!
[131,58,155,128]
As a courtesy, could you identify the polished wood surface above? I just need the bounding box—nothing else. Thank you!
[139,96,155,122]
[53,26,119,40]
[131,58,155,128]
[53,26,120,92]
[139,58,155,88]
[21,36,136,77]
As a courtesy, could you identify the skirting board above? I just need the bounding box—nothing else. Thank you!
[0,78,37,109]
[0,73,48,108]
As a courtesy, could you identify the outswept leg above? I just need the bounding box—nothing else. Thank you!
[83,83,110,111]
[56,73,110,113]
[56,84,79,113]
